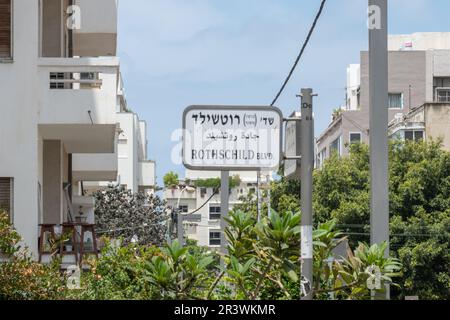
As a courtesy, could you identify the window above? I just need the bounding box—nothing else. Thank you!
[388,93,403,109]
[209,205,221,220]
[200,187,207,198]
[50,72,67,89]
[404,130,424,142]
[179,205,188,213]
[436,88,450,102]
[317,148,327,169]
[0,0,11,60]
[0,178,13,221]
[209,231,221,246]
[349,132,362,144]
[80,72,101,89]
[330,136,341,156]
[433,77,450,101]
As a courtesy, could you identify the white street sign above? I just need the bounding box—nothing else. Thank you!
[182,106,282,170]
[284,111,301,179]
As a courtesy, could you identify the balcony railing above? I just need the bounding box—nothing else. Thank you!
[38,57,119,125]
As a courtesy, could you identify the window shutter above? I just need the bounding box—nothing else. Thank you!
[0,0,11,59]
[0,178,11,214]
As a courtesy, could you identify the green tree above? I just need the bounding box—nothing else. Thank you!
[163,171,179,188]
[272,140,449,299]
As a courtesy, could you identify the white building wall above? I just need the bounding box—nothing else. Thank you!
[0,1,40,256]
[117,113,136,191]
[116,112,155,193]
[0,1,124,257]
[346,64,360,110]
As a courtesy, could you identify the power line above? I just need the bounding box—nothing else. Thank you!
[340,232,447,238]
[270,0,327,106]
[182,187,220,215]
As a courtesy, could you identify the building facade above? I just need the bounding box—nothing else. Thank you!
[0,0,154,258]
[83,109,156,195]
[316,33,450,168]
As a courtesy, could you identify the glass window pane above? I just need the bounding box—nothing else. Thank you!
[389,93,403,109]
[0,0,12,59]
[414,131,424,141]
[350,133,361,144]
[405,131,414,141]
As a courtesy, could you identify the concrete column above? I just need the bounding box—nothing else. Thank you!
[43,140,62,224]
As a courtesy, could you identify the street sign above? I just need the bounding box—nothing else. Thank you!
[182,106,283,171]
[284,111,302,179]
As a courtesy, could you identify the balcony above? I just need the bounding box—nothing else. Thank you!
[72,0,118,57]
[72,152,118,182]
[37,57,119,153]
[138,161,156,188]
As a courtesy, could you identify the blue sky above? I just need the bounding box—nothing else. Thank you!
[116,0,450,186]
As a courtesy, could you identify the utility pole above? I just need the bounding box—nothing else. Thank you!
[369,0,390,299]
[220,171,230,256]
[257,171,261,223]
[300,88,315,300]
[177,210,184,246]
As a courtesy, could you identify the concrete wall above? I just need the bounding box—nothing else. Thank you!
[425,104,450,150]
[389,32,450,51]
[73,0,117,56]
[360,50,427,114]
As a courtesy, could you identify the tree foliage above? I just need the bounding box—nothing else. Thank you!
[93,186,167,246]
[0,212,68,300]
[271,140,450,300]
[0,208,400,300]
[163,171,179,188]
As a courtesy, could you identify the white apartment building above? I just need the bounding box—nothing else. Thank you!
[116,111,155,194]
[83,106,156,195]
[164,170,271,249]
[0,0,152,258]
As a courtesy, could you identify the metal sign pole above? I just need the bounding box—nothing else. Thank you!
[368,0,390,299]
[267,174,271,217]
[220,171,230,257]
[257,171,261,223]
[300,88,315,300]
